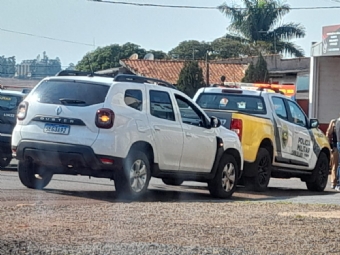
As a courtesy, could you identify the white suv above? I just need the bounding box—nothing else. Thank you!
[12,71,243,199]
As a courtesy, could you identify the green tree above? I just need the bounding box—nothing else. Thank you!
[169,40,212,60]
[169,38,255,60]
[76,43,167,72]
[147,50,168,59]
[210,37,258,59]
[241,53,269,83]
[177,61,205,97]
[218,0,306,57]
[241,62,255,82]
[255,53,269,82]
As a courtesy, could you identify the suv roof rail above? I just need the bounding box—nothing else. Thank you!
[55,70,115,78]
[55,70,177,90]
[113,74,178,90]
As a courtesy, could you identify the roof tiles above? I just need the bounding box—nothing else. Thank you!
[120,59,247,85]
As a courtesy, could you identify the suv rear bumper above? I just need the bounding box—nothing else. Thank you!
[13,140,123,175]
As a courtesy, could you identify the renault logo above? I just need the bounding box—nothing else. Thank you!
[55,106,62,115]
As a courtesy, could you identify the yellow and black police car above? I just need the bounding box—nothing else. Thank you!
[193,83,331,192]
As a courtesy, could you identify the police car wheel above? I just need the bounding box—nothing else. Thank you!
[306,152,329,192]
[245,148,272,192]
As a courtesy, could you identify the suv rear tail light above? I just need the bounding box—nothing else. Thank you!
[100,157,115,165]
[95,108,114,129]
[17,101,28,120]
[230,118,242,141]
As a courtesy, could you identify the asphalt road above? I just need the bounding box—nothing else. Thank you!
[1,161,340,206]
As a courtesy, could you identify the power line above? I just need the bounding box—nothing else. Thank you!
[88,0,340,10]
[0,27,94,47]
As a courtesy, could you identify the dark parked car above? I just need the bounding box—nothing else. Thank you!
[0,90,26,168]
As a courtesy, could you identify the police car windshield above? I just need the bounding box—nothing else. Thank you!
[196,93,266,114]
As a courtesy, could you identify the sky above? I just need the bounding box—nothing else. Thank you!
[1,0,340,68]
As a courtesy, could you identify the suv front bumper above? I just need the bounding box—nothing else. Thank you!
[13,140,123,175]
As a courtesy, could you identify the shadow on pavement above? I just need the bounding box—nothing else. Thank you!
[43,183,338,204]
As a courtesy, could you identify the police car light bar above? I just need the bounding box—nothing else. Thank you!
[221,82,296,98]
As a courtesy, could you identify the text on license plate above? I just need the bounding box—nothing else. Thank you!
[43,124,70,135]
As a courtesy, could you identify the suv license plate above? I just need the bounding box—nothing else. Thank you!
[43,124,70,135]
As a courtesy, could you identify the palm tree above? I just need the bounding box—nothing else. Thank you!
[218,0,306,57]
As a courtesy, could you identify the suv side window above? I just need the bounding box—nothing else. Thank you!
[149,90,175,121]
[287,100,307,127]
[124,89,142,111]
[175,94,206,127]
[272,97,288,120]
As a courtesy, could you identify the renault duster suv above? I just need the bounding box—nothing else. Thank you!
[12,71,243,199]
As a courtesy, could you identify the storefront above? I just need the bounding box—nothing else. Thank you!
[309,25,340,133]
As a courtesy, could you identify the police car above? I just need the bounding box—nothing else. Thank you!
[193,83,331,192]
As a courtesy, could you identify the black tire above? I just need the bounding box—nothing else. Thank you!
[18,160,53,190]
[162,178,184,186]
[114,150,151,199]
[0,156,12,168]
[306,152,329,192]
[244,148,272,192]
[208,154,239,199]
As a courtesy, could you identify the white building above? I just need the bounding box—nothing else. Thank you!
[309,24,340,133]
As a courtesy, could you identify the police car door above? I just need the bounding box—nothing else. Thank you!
[271,96,295,164]
[285,99,312,168]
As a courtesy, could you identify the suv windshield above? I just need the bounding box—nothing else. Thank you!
[0,95,21,111]
[31,80,110,106]
[196,93,266,114]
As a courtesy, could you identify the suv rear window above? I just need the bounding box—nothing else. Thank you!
[196,93,266,114]
[0,95,21,111]
[31,80,109,106]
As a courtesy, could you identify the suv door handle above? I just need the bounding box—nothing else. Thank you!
[154,126,161,131]
[186,132,192,137]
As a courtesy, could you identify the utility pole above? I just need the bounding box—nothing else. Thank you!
[205,51,211,86]
[273,31,277,54]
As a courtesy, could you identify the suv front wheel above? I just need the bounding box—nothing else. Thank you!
[18,160,53,189]
[208,154,239,199]
[114,150,151,199]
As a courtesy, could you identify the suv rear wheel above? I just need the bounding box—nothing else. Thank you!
[305,152,329,192]
[18,160,53,189]
[208,154,239,199]
[114,150,151,199]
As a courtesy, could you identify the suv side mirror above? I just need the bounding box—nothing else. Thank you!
[210,116,221,128]
[309,118,319,129]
